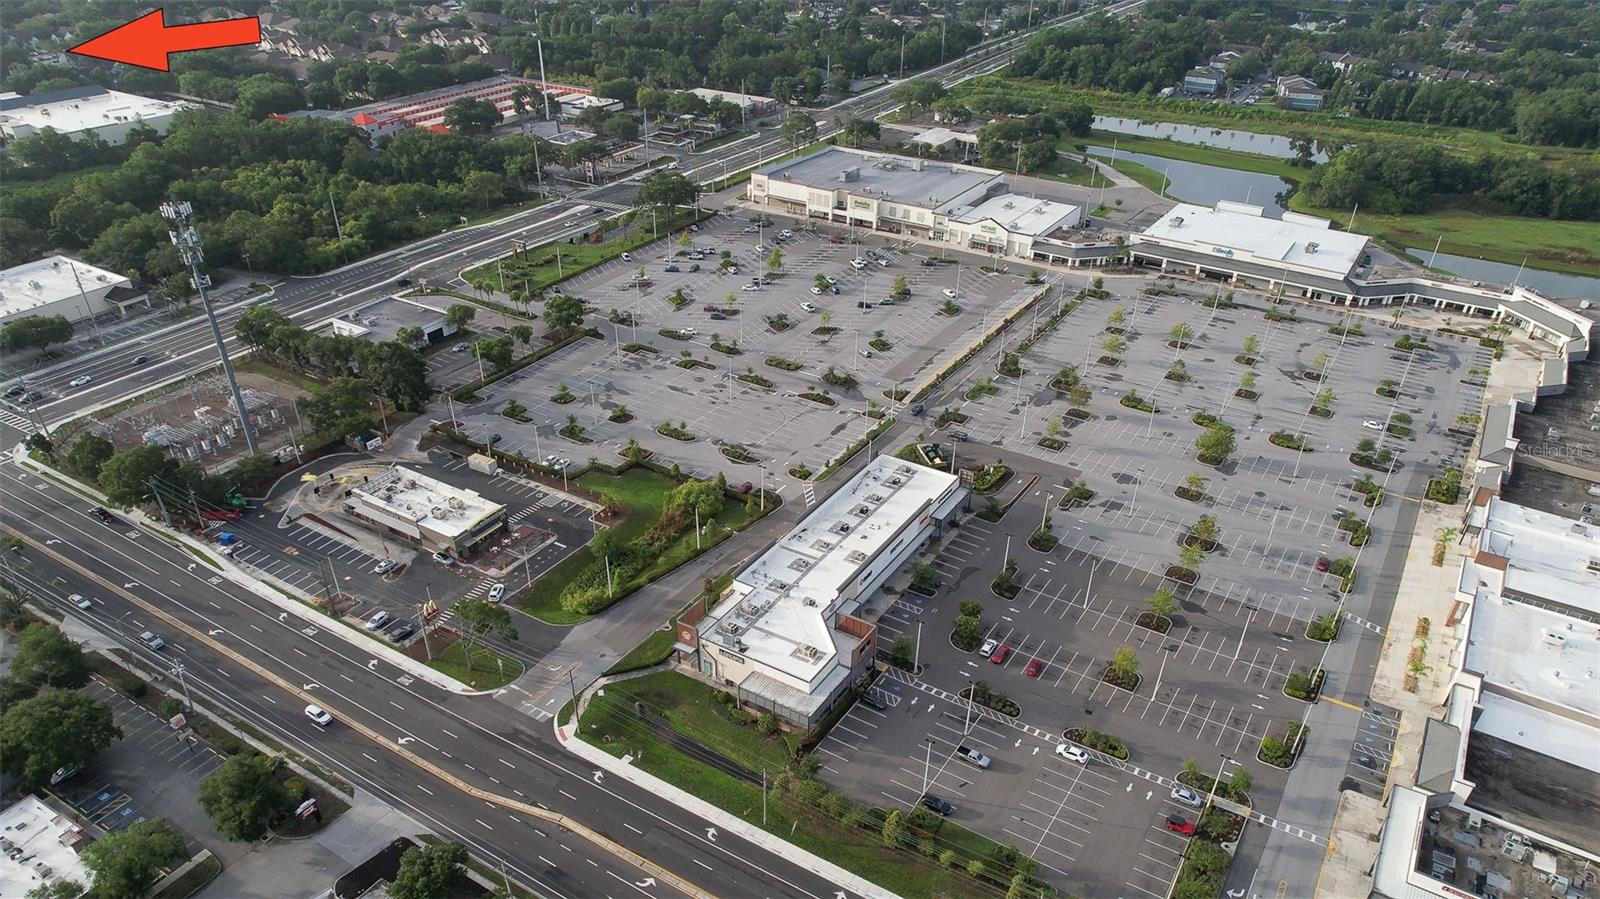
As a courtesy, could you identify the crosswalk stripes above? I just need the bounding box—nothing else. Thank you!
[508,507,536,524]
[0,408,35,431]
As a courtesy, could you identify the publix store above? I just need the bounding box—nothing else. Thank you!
[749,146,1084,261]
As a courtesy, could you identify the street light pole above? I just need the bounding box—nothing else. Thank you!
[170,663,194,712]
[161,201,259,455]
[913,618,923,673]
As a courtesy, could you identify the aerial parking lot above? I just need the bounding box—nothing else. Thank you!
[809,280,1486,896]
[449,212,1049,489]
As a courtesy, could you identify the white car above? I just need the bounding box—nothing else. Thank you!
[741,283,761,291]
[779,229,794,238]
[563,219,578,227]
[850,258,867,270]
[680,327,698,336]
[304,704,333,727]
[801,302,818,313]
[1055,743,1089,764]
[875,258,890,267]
[941,288,958,298]
[364,610,393,631]
[487,583,505,602]
[810,286,824,295]
[822,275,837,285]
[373,559,397,575]
[978,638,998,657]
[1362,419,1384,431]
[69,375,92,387]
[1170,786,1204,807]
[70,594,93,611]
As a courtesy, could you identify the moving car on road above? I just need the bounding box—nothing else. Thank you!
[487,583,505,602]
[305,705,333,727]
[69,375,92,387]
[138,631,166,651]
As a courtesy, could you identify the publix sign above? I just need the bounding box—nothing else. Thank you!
[1210,246,1236,258]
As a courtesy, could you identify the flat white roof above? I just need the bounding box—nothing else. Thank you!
[1464,593,1600,727]
[951,193,1081,238]
[688,87,775,107]
[350,466,503,539]
[700,456,958,685]
[756,145,1002,212]
[0,796,91,897]
[0,87,188,137]
[0,255,130,317]
[1478,497,1600,615]
[1142,201,1368,280]
[909,126,976,147]
[1474,690,1600,774]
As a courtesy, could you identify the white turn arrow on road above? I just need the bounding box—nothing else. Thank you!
[368,660,379,671]
[45,539,61,545]
[397,736,415,745]
[208,628,225,636]
[1227,890,1245,898]
[303,683,319,691]
[635,877,655,888]
[124,582,140,588]
[592,770,604,784]
[705,827,717,843]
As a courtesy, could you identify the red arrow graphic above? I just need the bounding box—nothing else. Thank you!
[68,9,262,71]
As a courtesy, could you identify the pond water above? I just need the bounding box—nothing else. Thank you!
[1085,146,1295,216]
[1092,116,1331,162]
[1405,248,1600,300]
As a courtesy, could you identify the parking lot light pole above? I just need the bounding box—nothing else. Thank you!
[1235,607,1256,661]
[1203,754,1234,818]
[913,618,923,673]
[922,737,935,794]
[170,663,194,712]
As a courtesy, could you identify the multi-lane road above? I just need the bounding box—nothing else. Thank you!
[1,2,1157,896]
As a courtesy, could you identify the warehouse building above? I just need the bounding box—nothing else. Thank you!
[345,466,506,558]
[287,75,618,136]
[0,255,146,329]
[749,146,1084,263]
[0,84,191,144]
[678,456,965,727]
[688,87,778,117]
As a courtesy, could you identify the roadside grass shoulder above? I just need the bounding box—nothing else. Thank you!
[424,641,524,690]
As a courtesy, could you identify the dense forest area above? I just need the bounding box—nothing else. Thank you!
[1007,0,1600,148]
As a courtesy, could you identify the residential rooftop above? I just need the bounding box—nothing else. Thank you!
[699,456,959,687]
[0,255,130,317]
[350,466,503,539]
[755,145,1001,212]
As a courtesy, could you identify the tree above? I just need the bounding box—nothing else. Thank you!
[840,117,882,146]
[473,336,514,370]
[1313,388,1336,413]
[80,819,185,899]
[444,304,476,329]
[892,274,909,297]
[542,293,585,336]
[1147,586,1177,618]
[1107,306,1127,327]
[395,325,424,346]
[1228,767,1253,795]
[236,306,292,349]
[1190,514,1220,546]
[1068,384,1091,409]
[636,172,700,213]
[1110,646,1139,683]
[892,80,947,116]
[1100,334,1126,356]
[97,445,185,508]
[780,112,818,150]
[1,314,73,352]
[1007,872,1028,899]
[890,635,915,670]
[508,324,534,345]
[234,73,304,120]
[1184,472,1207,495]
[819,310,833,331]
[766,247,784,274]
[881,808,902,847]
[198,752,289,841]
[65,433,116,479]
[444,98,500,134]
[1242,334,1260,358]
[0,689,121,787]
[26,881,85,899]
[1238,371,1258,393]
[300,377,373,437]
[1194,425,1235,465]
[1179,541,1205,572]
[1170,322,1195,344]
[7,623,91,696]
[813,273,831,292]
[1044,416,1062,441]
[452,599,517,674]
[1312,350,1330,372]
[666,478,725,519]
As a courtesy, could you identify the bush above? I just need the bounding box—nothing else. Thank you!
[757,712,779,735]
[1306,614,1340,642]
[958,600,984,618]
[121,677,147,698]
[159,697,185,719]
[1064,727,1128,759]
[1284,667,1323,701]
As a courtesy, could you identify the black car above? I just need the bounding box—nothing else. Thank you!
[131,354,150,366]
[387,621,417,643]
[90,506,115,523]
[2,384,24,399]
[921,794,955,816]
[859,691,888,711]
[396,277,412,287]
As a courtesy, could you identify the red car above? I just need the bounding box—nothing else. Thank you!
[1314,556,1331,572]
[1024,657,1044,677]
[990,644,1011,664]
[1164,815,1196,836]
[702,304,721,312]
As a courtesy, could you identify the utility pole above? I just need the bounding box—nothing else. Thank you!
[536,36,553,122]
[64,261,105,344]
[162,201,259,454]
[169,662,194,712]
[148,478,172,527]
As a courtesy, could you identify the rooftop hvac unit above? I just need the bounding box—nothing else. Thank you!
[769,579,790,592]
[898,465,914,475]
[448,497,465,510]
[888,477,904,487]
[867,494,885,504]
[1541,630,1566,650]
[720,621,742,636]
[789,558,812,571]
[803,598,818,607]
[854,505,872,516]
[831,521,852,534]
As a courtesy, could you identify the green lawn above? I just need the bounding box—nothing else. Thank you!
[580,673,1026,898]
[1302,204,1600,275]
[464,207,704,296]
[603,627,679,676]
[424,641,524,690]
[1037,152,1112,187]
[1077,130,1307,181]
[1090,152,1171,196]
[516,468,762,625]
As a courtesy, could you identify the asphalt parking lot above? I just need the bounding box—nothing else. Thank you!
[450,212,1053,488]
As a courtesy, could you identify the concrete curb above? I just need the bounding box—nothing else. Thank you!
[14,453,483,696]
[553,708,900,899]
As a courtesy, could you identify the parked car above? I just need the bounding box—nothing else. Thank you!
[689,263,700,272]
[1056,743,1089,764]
[822,275,837,285]
[373,559,398,575]
[1024,656,1044,677]
[978,638,998,657]
[1170,786,1204,807]
[859,349,873,359]
[989,644,1012,664]
[709,311,727,320]
[139,631,166,651]
[665,264,680,272]
[432,551,455,566]
[941,288,958,298]
[487,583,505,602]
[955,745,992,769]
[801,302,818,313]
[779,229,794,238]
[877,296,895,306]
[741,284,761,291]
[859,691,889,712]
[1362,419,1384,431]
[305,704,333,727]
[920,794,955,816]
[811,286,825,295]
[679,327,698,336]
[1165,815,1196,836]
[1314,556,1331,572]
[850,258,868,270]
[69,375,92,387]
[364,610,393,631]
[387,621,416,643]
[875,258,890,267]
[920,259,936,267]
